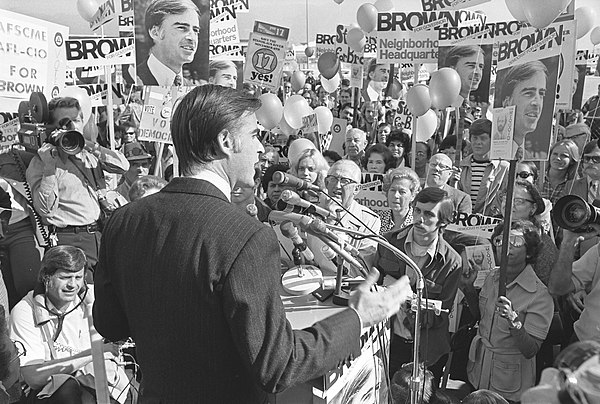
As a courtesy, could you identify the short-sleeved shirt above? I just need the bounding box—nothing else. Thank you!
[571,244,600,342]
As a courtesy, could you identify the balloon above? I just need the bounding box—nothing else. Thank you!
[317,52,340,80]
[429,68,461,110]
[291,71,306,92]
[357,3,378,33]
[374,0,393,11]
[575,7,596,39]
[591,27,600,46]
[415,110,438,142]
[315,106,334,134]
[387,78,404,100]
[277,115,298,138]
[522,0,571,30]
[504,0,527,22]
[406,84,431,117]
[77,0,99,22]
[333,0,344,4]
[256,93,283,130]
[59,86,92,125]
[288,138,317,164]
[320,75,341,94]
[305,46,315,58]
[283,95,312,130]
[347,28,366,53]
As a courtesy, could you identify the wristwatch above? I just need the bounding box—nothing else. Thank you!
[508,310,522,330]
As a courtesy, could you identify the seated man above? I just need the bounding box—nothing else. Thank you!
[9,246,129,403]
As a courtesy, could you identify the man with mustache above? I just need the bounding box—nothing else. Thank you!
[374,187,461,385]
[500,61,548,160]
[136,0,202,86]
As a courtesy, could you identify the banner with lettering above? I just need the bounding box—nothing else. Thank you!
[243,21,289,91]
[0,10,68,111]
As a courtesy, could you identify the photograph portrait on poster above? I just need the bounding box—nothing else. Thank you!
[130,0,209,86]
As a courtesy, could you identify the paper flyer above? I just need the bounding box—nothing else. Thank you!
[489,106,516,160]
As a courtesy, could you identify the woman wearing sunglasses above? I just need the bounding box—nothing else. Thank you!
[466,220,554,402]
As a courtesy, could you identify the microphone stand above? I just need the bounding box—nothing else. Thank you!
[324,224,425,404]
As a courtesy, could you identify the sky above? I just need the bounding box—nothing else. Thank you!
[1,0,599,50]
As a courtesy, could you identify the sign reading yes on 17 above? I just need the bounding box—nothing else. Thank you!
[243,21,289,91]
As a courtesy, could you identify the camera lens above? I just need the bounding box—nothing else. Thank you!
[58,130,84,155]
[566,205,588,223]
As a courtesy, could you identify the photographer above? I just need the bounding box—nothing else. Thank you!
[26,97,129,273]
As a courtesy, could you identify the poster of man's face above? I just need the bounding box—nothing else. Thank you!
[493,56,559,160]
[132,0,209,86]
[438,44,493,104]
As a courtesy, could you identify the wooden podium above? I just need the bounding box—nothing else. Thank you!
[271,291,391,403]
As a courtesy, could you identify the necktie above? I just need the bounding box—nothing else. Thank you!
[173,75,182,86]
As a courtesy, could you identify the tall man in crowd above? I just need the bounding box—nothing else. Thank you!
[500,60,548,159]
[135,0,203,86]
[93,85,411,403]
[26,97,129,271]
[375,187,461,383]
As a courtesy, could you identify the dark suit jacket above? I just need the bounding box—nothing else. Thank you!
[135,59,193,86]
[93,177,361,403]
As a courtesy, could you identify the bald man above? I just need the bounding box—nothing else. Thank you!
[426,153,472,215]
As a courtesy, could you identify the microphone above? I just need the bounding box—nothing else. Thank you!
[246,204,258,220]
[308,219,361,256]
[321,244,340,267]
[280,221,315,262]
[280,190,334,220]
[267,211,314,228]
[272,171,321,192]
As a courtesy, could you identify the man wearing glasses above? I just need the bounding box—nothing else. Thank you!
[425,153,471,216]
[322,160,381,264]
[116,142,153,202]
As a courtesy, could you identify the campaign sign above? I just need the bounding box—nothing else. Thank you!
[420,0,491,11]
[315,32,336,59]
[328,117,347,156]
[357,173,389,212]
[0,10,68,111]
[446,212,502,238]
[489,106,516,160]
[0,118,20,149]
[210,15,240,48]
[210,0,249,21]
[65,36,135,68]
[243,21,289,91]
[209,43,247,61]
[494,25,561,161]
[138,86,193,144]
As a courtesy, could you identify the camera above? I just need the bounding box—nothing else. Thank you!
[553,195,600,232]
[17,92,85,156]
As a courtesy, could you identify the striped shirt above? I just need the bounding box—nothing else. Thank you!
[469,160,488,206]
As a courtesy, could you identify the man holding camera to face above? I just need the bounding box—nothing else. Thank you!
[25,97,129,273]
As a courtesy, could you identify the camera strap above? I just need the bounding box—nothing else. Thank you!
[68,154,108,194]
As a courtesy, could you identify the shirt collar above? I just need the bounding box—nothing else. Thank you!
[506,264,538,293]
[188,170,232,202]
[147,53,181,87]
[403,228,438,260]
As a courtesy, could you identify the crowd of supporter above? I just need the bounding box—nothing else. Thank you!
[1,70,600,404]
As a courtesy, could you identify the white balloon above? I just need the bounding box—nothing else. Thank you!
[591,27,600,46]
[283,95,312,130]
[315,106,334,134]
[415,110,438,142]
[505,0,527,22]
[320,75,341,94]
[522,0,571,30]
[374,0,393,11]
[575,7,596,39]
[288,138,317,165]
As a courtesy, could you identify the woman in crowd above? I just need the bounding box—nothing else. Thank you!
[386,129,411,168]
[377,122,392,145]
[289,148,329,191]
[514,162,553,236]
[541,139,580,204]
[465,220,553,402]
[363,144,394,175]
[378,167,420,233]
[498,180,556,285]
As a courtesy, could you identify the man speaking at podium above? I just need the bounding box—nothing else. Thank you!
[92,85,412,403]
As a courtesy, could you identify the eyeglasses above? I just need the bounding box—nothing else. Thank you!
[429,162,452,171]
[10,340,26,365]
[492,234,526,248]
[516,171,534,179]
[583,155,600,164]
[513,197,535,206]
[325,175,357,187]
[416,151,426,157]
